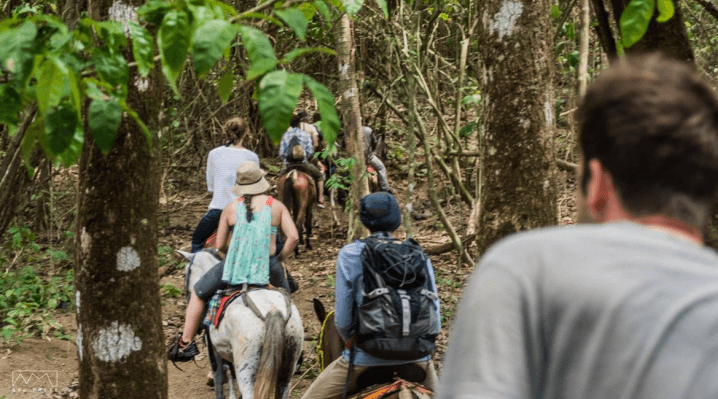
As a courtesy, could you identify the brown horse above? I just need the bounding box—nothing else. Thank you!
[277,169,315,257]
[312,298,433,399]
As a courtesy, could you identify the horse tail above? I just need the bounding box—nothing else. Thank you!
[282,175,295,220]
[254,310,285,399]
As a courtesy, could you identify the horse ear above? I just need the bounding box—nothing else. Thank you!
[175,250,193,261]
[313,298,326,324]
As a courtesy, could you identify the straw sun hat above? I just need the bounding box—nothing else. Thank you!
[231,161,270,197]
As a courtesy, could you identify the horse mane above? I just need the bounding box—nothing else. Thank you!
[202,247,222,261]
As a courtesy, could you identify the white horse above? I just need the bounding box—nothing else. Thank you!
[177,249,304,399]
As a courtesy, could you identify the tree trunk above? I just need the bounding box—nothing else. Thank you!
[334,13,369,241]
[476,0,558,254]
[74,0,166,397]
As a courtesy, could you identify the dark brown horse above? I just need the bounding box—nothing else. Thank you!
[277,169,315,256]
[312,298,433,398]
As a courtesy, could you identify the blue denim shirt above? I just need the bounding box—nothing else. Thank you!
[279,127,314,165]
[335,233,441,366]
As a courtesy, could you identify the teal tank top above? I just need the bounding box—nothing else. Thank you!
[222,196,274,285]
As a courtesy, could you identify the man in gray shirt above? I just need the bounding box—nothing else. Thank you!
[437,55,718,399]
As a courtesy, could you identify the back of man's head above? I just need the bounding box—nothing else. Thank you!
[360,192,401,233]
[578,53,718,227]
[290,112,304,128]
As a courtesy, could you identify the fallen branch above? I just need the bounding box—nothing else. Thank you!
[425,234,476,255]
[556,159,578,173]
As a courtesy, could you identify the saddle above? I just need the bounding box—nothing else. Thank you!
[208,283,293,329]
[352,364,428,396]
[283,167,316,189]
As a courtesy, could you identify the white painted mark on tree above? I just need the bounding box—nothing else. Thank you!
[490,1,523,39]
[77,324,83,361]
[81,227,91,253]
[76,291,80,313]
[134,76,149,92]
[117,246,140,271]
[406,203,413,212]
[343,88,355,99]
[108,1,137,36]
[91,321,142,362]
[339,63,349,76]
[408,183,414,192]
[544,100,554,126]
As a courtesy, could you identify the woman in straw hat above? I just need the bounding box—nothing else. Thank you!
[169,161,299,362]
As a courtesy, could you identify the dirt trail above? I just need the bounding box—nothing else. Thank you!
[0,168,467,399]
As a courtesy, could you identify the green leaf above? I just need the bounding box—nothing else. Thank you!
[55,127,83,167]
[282,47,336,64]
[237,26,278,80]
[276,9,309,41]
[37,57,70,116]
[620,0,655,48]
[300,3,318,20]
[218,70,234,103]
[656,0,674,22]
[459,121,477,138]
[89,99,122,153]
[0,84,22,125]
[550,4,560,19]
[302,74,340,146]
[258,71,303,144]
[21,114,42,178]
[128,22,155,77]
[0,21,38,85]
[44,102,79,155]
[374,0,388,18]
[158,9,191,94]
[191,19,236,78]
[342,0,365,16]
[314,1,332,21]
[208,0,238,17]
[91,48,129,92]
[95,21,128,54]
[137,1,175,26]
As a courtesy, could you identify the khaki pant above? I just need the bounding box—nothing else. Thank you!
[301,357,438,399]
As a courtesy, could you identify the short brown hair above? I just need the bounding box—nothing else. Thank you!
[578,53,718,226]
[224,117,248,142]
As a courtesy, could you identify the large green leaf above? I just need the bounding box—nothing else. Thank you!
[191,19,236,78]
[44,102,79,155]
[95,21,128,55]
[0,84,22,125]
[375,0,388,18]
[276,8,308,41]
[158,9,191,94]
[128,22,155,77]
[217,70,234,103]
[656,0,674,22]
[137,0,175,25]
[89,98,122,153]
[620,0,655,48]
[282,47,336,64]
[302,75,340,146]
[237,26,278,80]
[299,3,318,20]
[342,0,365,16]
[0,21,38,85]
[314,1,332,21]
[91,48,129,93]
[36,57,70,116]
[258,71,303,143]
[55,127,84,167]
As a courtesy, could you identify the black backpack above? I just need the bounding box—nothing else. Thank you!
[284,129,305,163]
[354,234,440,361]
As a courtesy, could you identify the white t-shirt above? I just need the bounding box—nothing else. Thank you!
[206,146,260,210]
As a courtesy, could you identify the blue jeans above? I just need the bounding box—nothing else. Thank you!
[191,209,223,253]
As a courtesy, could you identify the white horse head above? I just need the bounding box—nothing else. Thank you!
[176,249,304,399]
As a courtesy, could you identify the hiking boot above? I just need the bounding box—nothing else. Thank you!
[167,334,199,363]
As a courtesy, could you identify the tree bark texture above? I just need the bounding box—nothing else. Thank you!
[334,14,369,242]
[74,0,166,397]
[606,0,694,61]
[476,0,558,254]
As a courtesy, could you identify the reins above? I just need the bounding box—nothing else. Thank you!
[317,309,335,372]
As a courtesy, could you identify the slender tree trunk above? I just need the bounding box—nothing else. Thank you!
[476,0,558,253]
[334,13,369,241]
[74,0,166,397]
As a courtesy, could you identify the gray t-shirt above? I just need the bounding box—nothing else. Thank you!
[437,222,718,399]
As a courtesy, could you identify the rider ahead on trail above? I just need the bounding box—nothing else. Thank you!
[191,117,259,253]
[168,161,299,363]
[280,112,326,208]
[437,54,718,399]
[301,192,440,399]
[363,126,391,194]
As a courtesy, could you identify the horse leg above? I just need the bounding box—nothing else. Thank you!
[305,207,312,251]
[213,356,225,399]
[225,363,237,399]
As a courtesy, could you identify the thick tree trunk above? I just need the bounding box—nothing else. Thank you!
[74,0,166,397]
[334,14,369,241]
[476,0,558,254]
